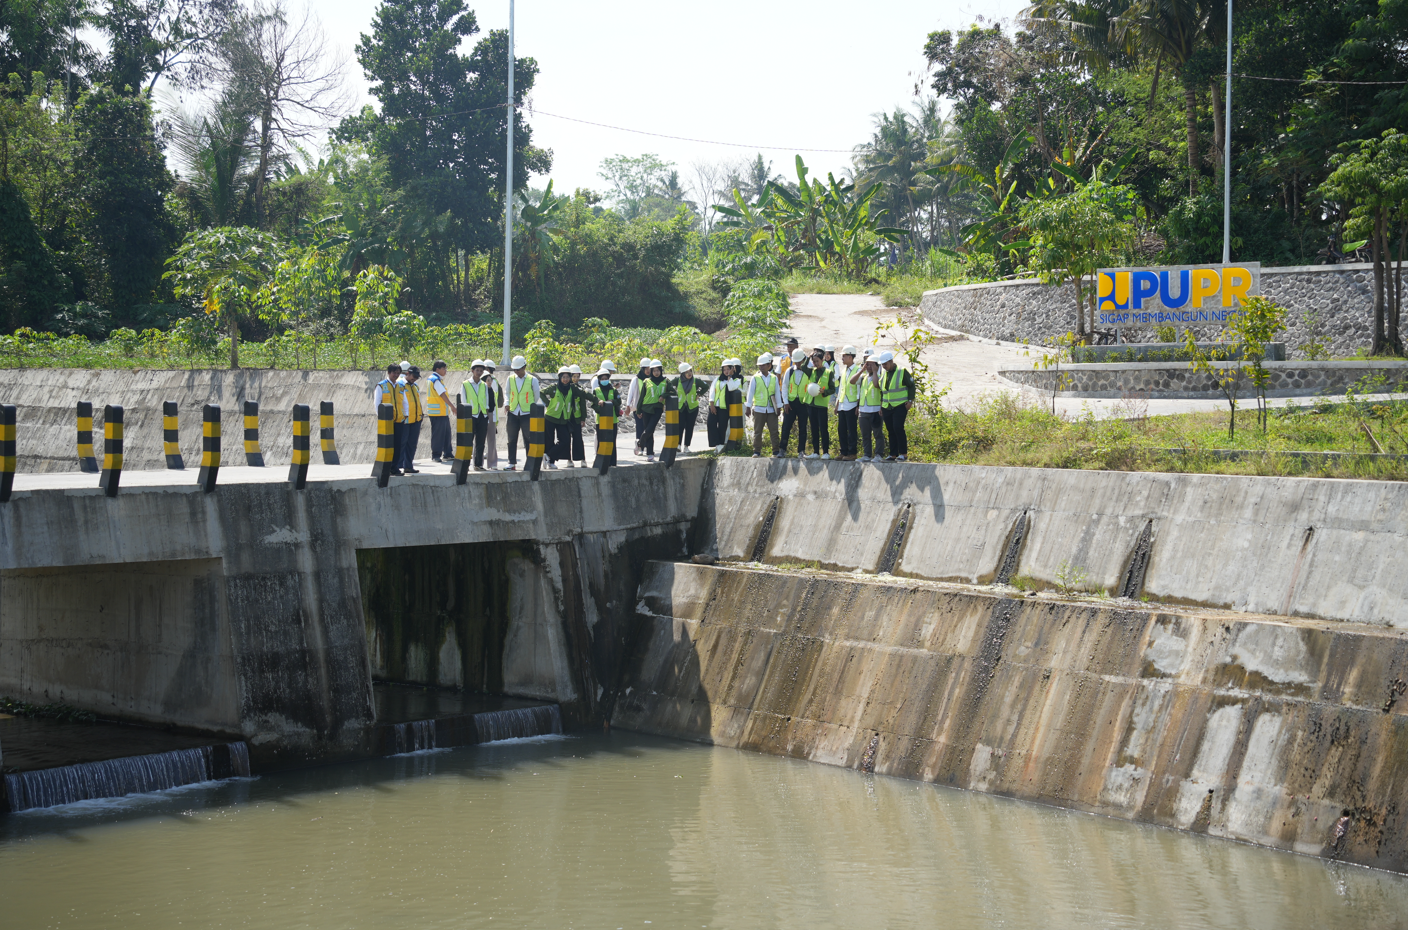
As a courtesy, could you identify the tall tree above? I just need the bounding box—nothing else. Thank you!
[95,0,237,94]
[0,0,97,98]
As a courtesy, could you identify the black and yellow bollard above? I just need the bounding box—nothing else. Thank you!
[452,400,472,485]
[98,404,123,497]
[660,395,681,468]
[524,402,546,481]
[319,401,340,465]
[198,404,220,492]
[724,388,745,452]
[289,404,311,490]
[76,401,98,473]
[243,401,264,466]
[594,408,616,475]
[371,403,395,488]
[0,405,15,503]
[163,401,184,469]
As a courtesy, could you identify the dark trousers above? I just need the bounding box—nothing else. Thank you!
[637,409,662,455]
[881,405,909,457]
[836,408,858,457]
[548,421,571,462]
[681,406,697,448]
[467,415,487,466]
[806,405,829,454]
[429,415,452,460]
[568,419,585,461]
[706,408,727,446]
[398,419,422,470]
[392,421,406,472]
[860,411,887,459]
[506,412,530,464]
[780,402,807,455]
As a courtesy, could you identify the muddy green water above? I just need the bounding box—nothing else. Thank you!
[2,733,1406,930]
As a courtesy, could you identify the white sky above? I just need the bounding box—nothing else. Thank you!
[305,0,1030,196]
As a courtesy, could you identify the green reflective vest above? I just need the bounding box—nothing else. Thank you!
[545,383,574,421]
[837,364,861,404]
[749,373,778,409]
[881,368,911,407]
[506,375,535,414]
[640,377,669,410]
[859,373,883,408]
[674,376,699,410]
[461,378,491,416]
[803,366,834,406]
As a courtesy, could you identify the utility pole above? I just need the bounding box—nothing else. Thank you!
[501,0,515,367]
[1222,0,1233,265]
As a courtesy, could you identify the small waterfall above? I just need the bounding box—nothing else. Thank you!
[473,705,563,743]
[390,719,436,754]
[3,742,250,812]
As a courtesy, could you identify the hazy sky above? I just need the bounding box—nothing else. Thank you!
[306,0,1031,196]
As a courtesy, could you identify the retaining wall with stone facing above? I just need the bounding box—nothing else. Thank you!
[920,263,1378,358]
[996,359,1408,398]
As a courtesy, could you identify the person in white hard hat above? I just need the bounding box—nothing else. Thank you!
[461,359,493,469]
[564,364,587,466]
[591,367,620,465]
[834,346,862,460]
[542,366,592,468]
[623,356,652,455]
[779,347,810,456]
[853,349,888,462]
[878,350,915,461]
[745,352,784,457]
[482,357,501,469]
[706,358,735,452]
[672,362,700,453]
[502,355,539,471]
[630,359,673,462]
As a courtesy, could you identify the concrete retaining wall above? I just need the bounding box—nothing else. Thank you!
[614,561,1408,873]
[997,359,1408,398]
[694,457,1408,628]
[920,264,1378,358]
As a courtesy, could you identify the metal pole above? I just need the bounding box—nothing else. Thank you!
[501,0,515,367]
[1222,0,1233,265]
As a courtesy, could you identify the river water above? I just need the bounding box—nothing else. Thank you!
[2,732,1406,930]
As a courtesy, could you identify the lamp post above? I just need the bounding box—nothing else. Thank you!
[1222,0,1233,265]
[501,0,515,367]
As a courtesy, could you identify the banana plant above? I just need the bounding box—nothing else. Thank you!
[515,180,568,295]
[927,134,1033,275]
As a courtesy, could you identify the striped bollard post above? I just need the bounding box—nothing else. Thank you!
[371,404,395,488]
[163,401,184,469]
[243,401,264,466]
[524,402,546,481]
[98,405,123,497]
[724,388,745,452]
[0,405,15,503]
[198,405,220,492]
[452,400,472,485]
[594,406,616,475]
[289,404,310,490]
[319,401,340,465]
[660,394,681,468]
[76,401,98,473]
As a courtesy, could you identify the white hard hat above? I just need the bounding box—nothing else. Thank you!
[638,357,652,368]
[823,345,835,353]
[558,365,572,375]
[649,359,663,369]
[602,360,617,372]
[678,362,693,373]
[511,355,527,369]
[756,352,774,366]
[568,364,582,374]
[483,358,496,369]
[806,382,822,397]
[597,368,612,378]
[876,350,895,363]
[399,360,411,371]
[791,348,806,363]
[471,358,485,368]
[842,345,858,356]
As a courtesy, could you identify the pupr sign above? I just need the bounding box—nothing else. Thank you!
[1096,263,1260,327]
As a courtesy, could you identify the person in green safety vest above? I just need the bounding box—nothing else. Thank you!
[834,346,862,460]
[461,359,494,469]
[566,364,587,467]
[877,350,916,462]
[628,360,674,462]
[779,348,810,457]
[800,348,836,460]
[745,353,784,457]
[541,367,594,469]
[852,348,888,462]
[706,358,734,453]
[591,367,620,465]
[671,362,701,454]
[482,357,501,469]
[502,355,540,472]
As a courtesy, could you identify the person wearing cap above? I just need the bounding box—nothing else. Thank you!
[482,358,501,470]
[397,365,425,473]
[706,358,733,452]
[374,363,407,476]
[853,350,888,462]
[461,360,493,469]
[800,347,837,459]
[878,351,915,461]
[623,356,652,455]
[425,360,454,464]
[591,367,620,465]
[745,353,784,457]
[778,337,800,375]
[834,346,862,461]
[779,347,810,457]
[542,366,593,468]
[502,355,540,471]
[671,362,701,453]
[630,359,674,462]
[566,364,588,466]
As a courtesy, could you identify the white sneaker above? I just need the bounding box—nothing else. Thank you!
[546,461,557,469]
[504,464,516,471]
[715,444,725,453]
[646,454,655,463]
[858,455,871,463]
[821,453,831,460]
[897,454,907,461]
[805,453,819,460]
[682,446,691,455]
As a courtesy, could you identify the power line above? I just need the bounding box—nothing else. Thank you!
[529,109,855,154]
[1233,73,1408,86]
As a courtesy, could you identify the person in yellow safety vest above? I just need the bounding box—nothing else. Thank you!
[397,365,426,473]
[877,350,916,462]
[374,362,407,476]
[630,360,674,463]
[541,366,594,469]
[779,348,810,457]
[706,358,735,453]
[565,364,587,466]
[744,353,785,457]
[671,362,701,454]
[461,359,494,469]
[622,356,652,455]
[425,360,454,464]
[591,367,620,466]
[800,348,836,459]
[481,358,501,469]
[852,348,888,462]
[502,355,540,472]
[832,346,862,461]
[777,337,800,375]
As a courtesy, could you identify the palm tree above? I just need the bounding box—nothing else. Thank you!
[853,109,929,259]
[168,93,257,227]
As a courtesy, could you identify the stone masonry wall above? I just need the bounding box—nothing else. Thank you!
[920,263,1378,359]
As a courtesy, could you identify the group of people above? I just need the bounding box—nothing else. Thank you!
[371,337,916,475]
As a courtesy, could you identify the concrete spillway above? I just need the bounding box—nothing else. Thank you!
[1,455,1407,872]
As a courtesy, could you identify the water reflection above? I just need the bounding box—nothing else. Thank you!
[1,734,1405,930]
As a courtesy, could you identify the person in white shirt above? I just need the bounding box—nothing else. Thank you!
[853,348,888,462]
[622,356,651,455]
[779,348,809,456]
[425,361,453,463]
[744,353,785,457]
[482,358,501,469]
[834,346,862,461]
[501,355,540,471]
